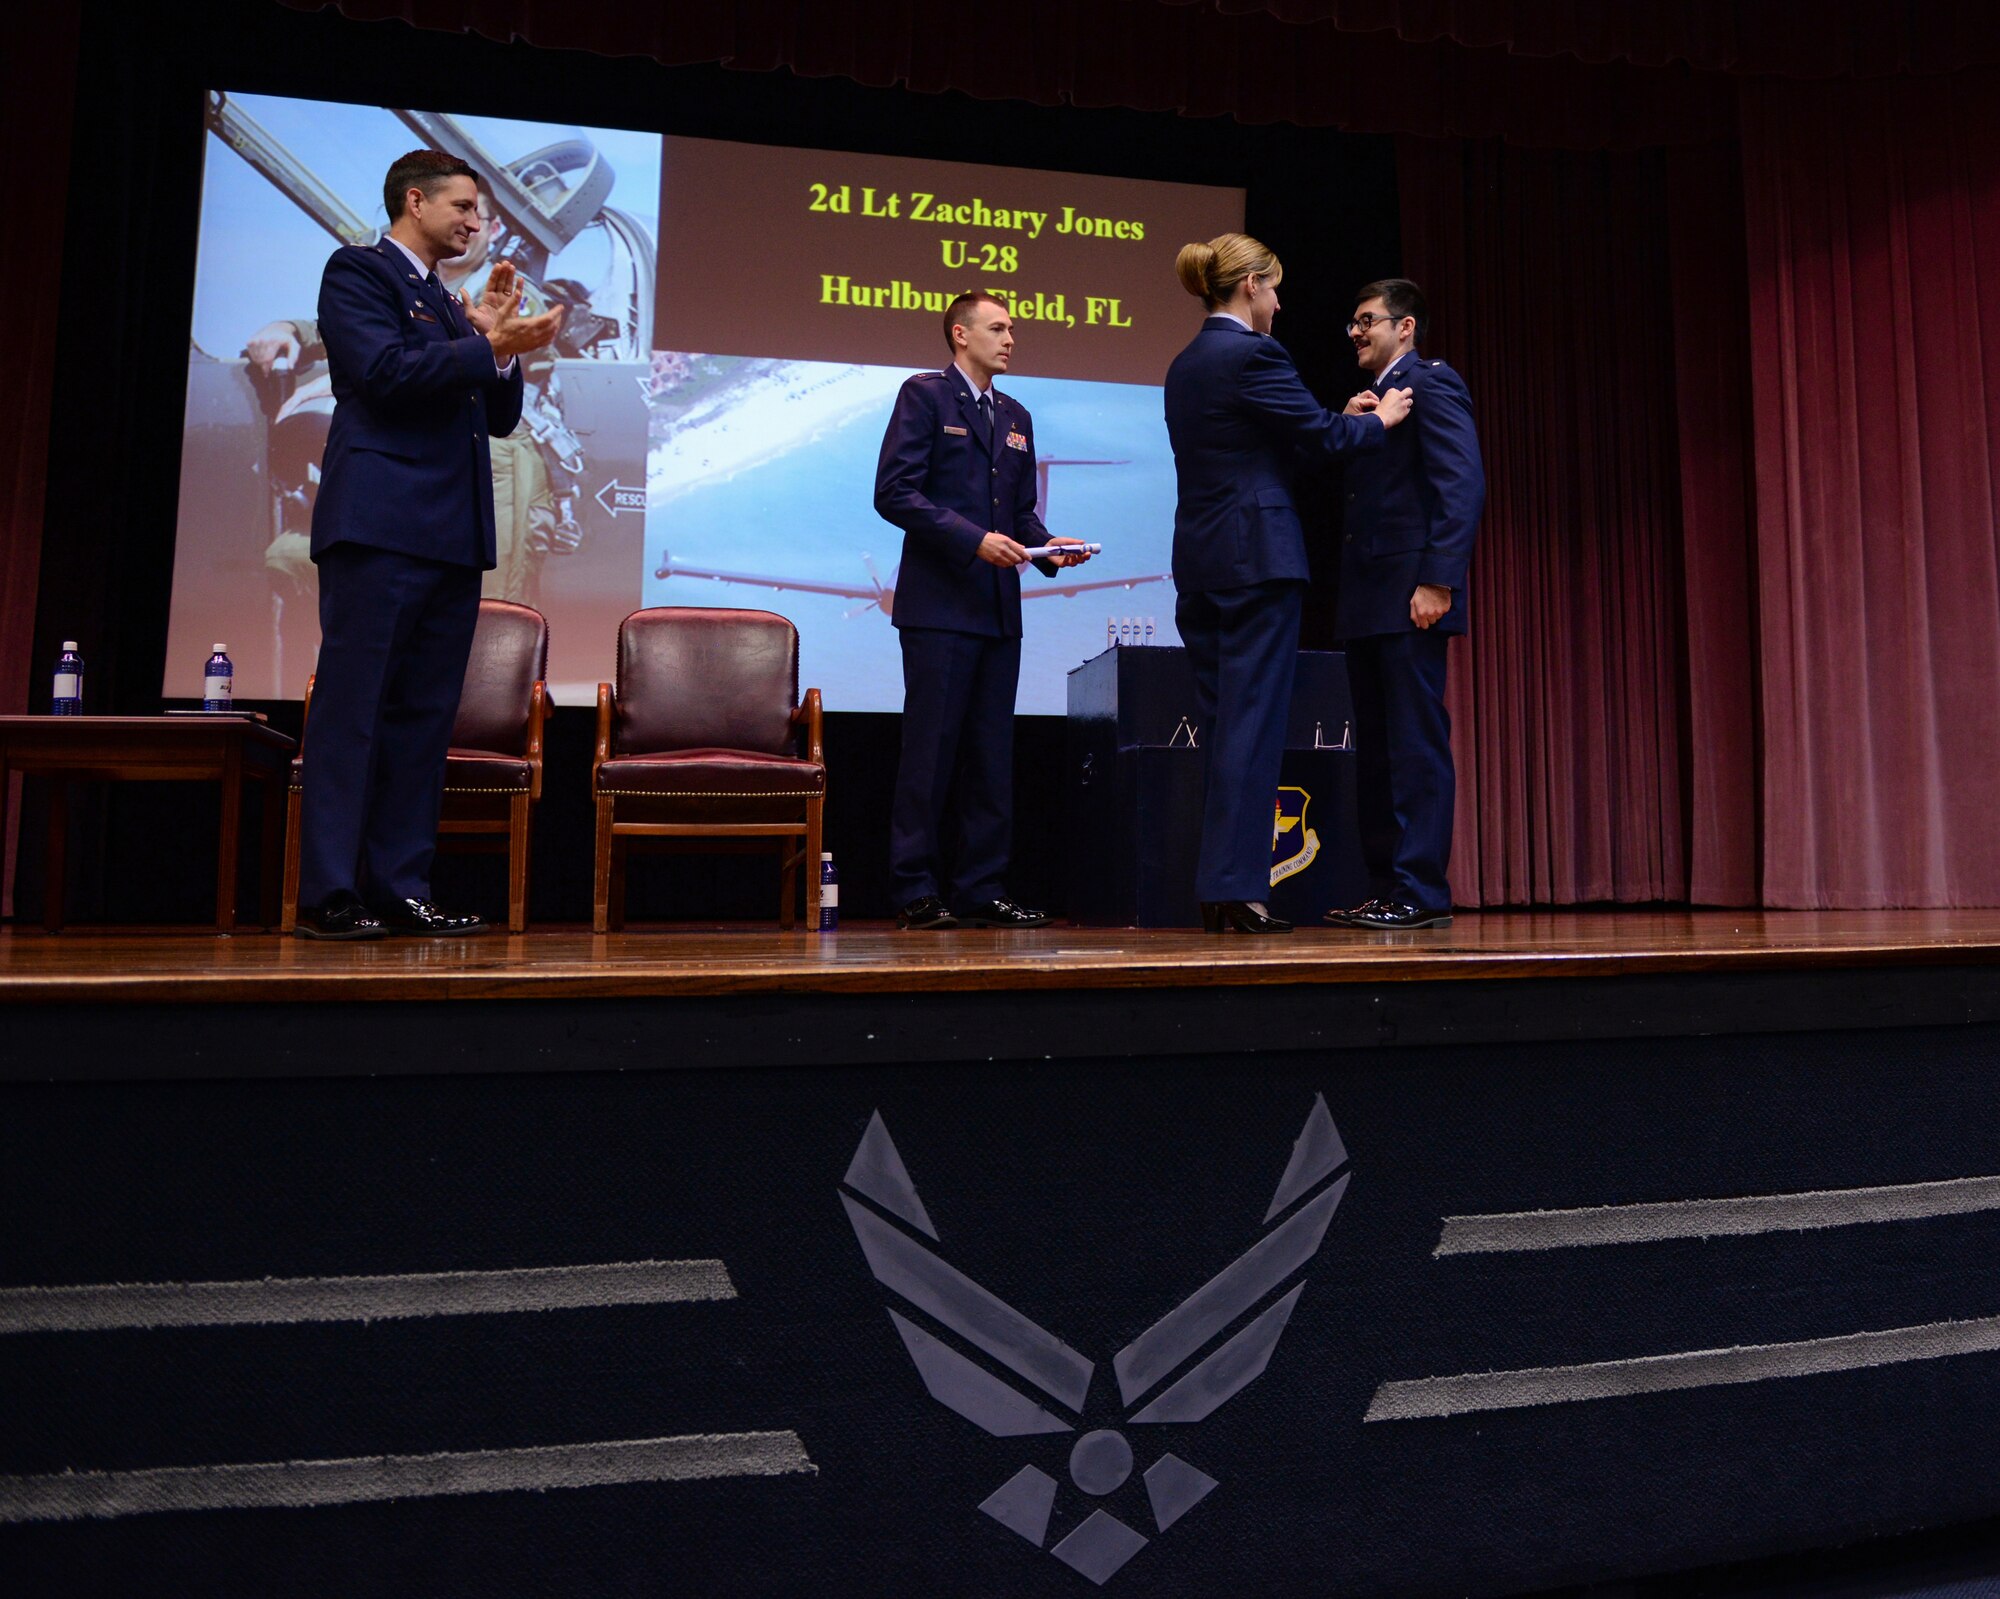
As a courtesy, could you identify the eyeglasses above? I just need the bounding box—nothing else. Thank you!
[1346,313,1403,334]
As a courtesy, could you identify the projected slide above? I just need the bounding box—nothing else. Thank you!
[166,94,1242,712]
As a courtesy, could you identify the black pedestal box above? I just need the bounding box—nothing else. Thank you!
[1063,645,1369,927]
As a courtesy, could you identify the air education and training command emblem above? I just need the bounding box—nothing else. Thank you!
[840,1097,1351,1585]
[1269,785,1320,886]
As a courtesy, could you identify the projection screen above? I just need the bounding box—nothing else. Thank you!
[167,92,1245,712]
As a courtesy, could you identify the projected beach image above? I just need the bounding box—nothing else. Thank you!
[643,356,1179,715]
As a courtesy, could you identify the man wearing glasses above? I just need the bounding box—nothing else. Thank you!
[1325,279,1486,931]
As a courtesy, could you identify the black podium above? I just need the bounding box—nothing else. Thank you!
[1064,644,1369,927]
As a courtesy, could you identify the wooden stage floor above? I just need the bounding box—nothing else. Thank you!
[2,909,1998,1005]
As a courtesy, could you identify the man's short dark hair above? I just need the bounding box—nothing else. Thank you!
[1356,277,1428,342]
[383,150,480,223]
[942,291,1005,352]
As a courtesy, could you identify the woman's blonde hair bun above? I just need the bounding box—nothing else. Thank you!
[1174,233,1282,309]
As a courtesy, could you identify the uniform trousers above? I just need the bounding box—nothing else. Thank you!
[1175,579,1304,903]
[889,627,1021,909]
[1343,627,1454,912]
[297,542,481,908]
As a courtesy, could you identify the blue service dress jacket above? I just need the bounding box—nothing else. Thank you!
[310,242,525,570]
[873,367,1056,637]
[1164,316,1386,593]
[1333,349,1485,639]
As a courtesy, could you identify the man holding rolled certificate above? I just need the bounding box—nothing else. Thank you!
[873,292,1093,930]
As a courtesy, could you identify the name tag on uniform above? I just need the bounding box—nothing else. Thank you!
[942,424,967,436]
[1006,430,1029,452]
[410,306,439,323]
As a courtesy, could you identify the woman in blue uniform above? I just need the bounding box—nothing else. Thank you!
[1163,233,1411,932]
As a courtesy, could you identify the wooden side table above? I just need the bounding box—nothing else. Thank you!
[0,716,297,932]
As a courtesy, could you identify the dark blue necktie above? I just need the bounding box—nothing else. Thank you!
[426,271,458,331]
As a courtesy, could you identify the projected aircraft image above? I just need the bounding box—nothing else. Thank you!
[642,355,1178,715]
[167,92,660,698]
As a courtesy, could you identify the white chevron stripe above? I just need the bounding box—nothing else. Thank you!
[1367,1314,2000,1421]
[1435,1173,2000,1256]
[0,1260,736,1335]
[0,1432,816,1523]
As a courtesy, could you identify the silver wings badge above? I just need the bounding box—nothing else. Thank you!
[840,1096,1351,1585]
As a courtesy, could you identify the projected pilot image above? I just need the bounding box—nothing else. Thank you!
[167,92,659,698]
[642,355,1177,715]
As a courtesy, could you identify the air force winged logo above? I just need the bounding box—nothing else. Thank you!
[840,1097,1351,1585]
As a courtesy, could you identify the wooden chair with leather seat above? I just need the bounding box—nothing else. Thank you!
[592,606,825,933]
[281,599,549,934]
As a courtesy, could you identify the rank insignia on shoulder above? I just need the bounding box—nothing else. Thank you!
[1005,430,1029,452]
[943,425,968,436]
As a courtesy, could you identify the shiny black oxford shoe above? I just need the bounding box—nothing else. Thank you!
[293,891,387,941]
[1199,900,1293,934]
[1346,900,1454,930]
[371,897,488,936]
[956,899,1052,929]
[1323,897,1391,927]
[896,895,958,930]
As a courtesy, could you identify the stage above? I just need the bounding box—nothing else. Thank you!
[6,910,2000,1004]
[3,909,1997,1079]
[4,911,1998,1596]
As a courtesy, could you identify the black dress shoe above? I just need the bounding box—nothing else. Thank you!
[294,891,387,941]
[957,899,1051,929]
[1348,900,1453,930]
[1199,900,1293,934]
[896,895,958,930]
[1323,897,1390,927]
[372,897,487,936]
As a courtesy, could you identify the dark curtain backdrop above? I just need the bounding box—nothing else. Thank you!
[2,6,81,918]
[1399,136,1691,907]
[295,0,1737,148]
[1739,67,2000,907]
[1158,0,2000,77]
[14,0,2000,914]
[10,0,1397,927]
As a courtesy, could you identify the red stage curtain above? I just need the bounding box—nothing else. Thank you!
[2,5,80,915]
[1399,135,1689,906]
[1739,68,2000,907]
[1667,139,1761,906]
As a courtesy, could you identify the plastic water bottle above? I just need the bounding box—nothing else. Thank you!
[203,643,234,711]
[818,852,839,931]
[1106,616,1118,650]
[1144,616,1157,646]
[51,641,83,715]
